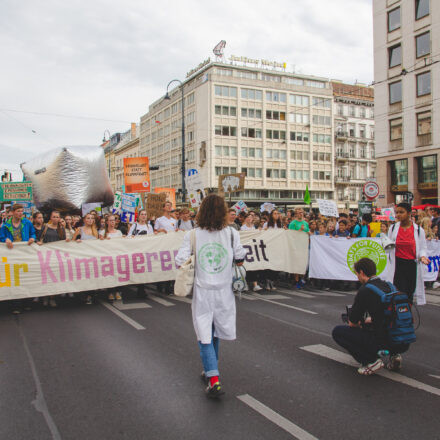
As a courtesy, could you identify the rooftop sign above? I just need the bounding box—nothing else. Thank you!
[230,55,286,70]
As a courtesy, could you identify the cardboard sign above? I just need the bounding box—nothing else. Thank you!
[82,202,102,216]
[146,193,167,218]
[218,173,246,195]
[381,207,396,221]
[154,188,176,208]
[186,172,206,208]
[232,200,247,213]
[0,181,33,202]
[123,157,150,193]
[317,199,339,218]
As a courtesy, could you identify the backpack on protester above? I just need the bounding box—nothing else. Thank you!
[365,282,416,345]
[177,219,194,230]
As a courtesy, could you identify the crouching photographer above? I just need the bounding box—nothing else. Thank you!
[332,258,414,376]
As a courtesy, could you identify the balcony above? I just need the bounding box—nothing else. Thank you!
[335,131,348,140]
[336,176,351,183]
[336,152,349,160]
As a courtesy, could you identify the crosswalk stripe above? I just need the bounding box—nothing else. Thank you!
[146,294,175,307]
[99,300,146,330]
[300,344,440,398]
[277,289,314,299]
[237,394,319,440]
[169,295,192,304]
[113,301,151,310]
[255,297,317,315]
[252,293,290,300]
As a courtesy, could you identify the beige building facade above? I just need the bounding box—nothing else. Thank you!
[373,0,439,206]
[139,61,335,206]
[332,82,376,209]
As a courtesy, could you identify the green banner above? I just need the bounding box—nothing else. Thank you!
[0,181,33,202]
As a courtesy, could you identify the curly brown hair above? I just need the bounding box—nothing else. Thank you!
[196,194,228,231]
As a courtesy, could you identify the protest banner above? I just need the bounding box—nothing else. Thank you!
[123,157,150,193]
[0,182,33,202]
[218,172,246,195]
[146,193,167,218]
[260,202,276,213]
[154,188,176,208]
[317,199,339,218]
[0,230,309,300]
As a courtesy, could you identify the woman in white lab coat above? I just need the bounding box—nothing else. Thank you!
[176,194,246,398]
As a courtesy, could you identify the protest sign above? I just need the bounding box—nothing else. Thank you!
[0,230,309,300]
[186,172,206,208]
[121,193,137,213]
[381,207,396,221]
[112,192,122,213]
[260,202,276,213]
[123,157,150,193]
[232,201,247,213]
[218,173,246,195]
[82,202,102,216]
[317,199,339,218]
[146,193,167,218]
[154,188,176,208]
[0,182,33,202]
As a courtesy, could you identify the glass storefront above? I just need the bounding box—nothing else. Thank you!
[390,159,408,189]
[417,155,437,184]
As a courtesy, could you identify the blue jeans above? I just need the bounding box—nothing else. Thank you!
[198,326,220,378]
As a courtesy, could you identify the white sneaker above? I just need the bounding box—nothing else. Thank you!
[357,358,384,376]
[253,285,263,292]
[433,282,440,289]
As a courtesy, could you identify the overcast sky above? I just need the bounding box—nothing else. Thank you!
[0,0,373,179]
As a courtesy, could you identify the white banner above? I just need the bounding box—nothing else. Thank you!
[310,236,440,283]
[0,230,308,300]
[309,236,394,281]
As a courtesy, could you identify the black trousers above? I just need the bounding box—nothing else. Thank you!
[332,325,409,366]
[393,257,417,304]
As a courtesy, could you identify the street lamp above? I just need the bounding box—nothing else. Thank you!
[164,79,186,203]
[103,129,112,178]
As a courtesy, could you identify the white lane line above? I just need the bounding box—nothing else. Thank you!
[277,289,314,299]
[239,293,258,301]
[169,295,192,304]
[146,294,175,307]
[429,374,440,380]
[99,300,146,330]
[237,394,318,440]
[113,301,152,310]
[301,344,440,398]
[255,297,317,315]
[252,293,290,300]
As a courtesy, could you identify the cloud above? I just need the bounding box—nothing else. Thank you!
[0,0,373,177]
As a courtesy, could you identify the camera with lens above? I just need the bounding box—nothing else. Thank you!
[341,305,352,323]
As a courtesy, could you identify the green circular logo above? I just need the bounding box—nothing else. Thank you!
[347,239,387,275]
[198,243,229,274]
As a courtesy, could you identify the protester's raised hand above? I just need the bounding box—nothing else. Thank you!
[28,238,35,245]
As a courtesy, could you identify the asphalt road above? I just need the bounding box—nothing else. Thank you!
[1,282,440,440]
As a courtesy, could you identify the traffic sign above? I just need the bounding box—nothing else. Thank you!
[187,169,198,176]
[363,181,379,200]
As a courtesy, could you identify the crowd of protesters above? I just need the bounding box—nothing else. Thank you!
[0,200,439,314]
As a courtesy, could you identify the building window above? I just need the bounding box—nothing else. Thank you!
[290,131,310,142]
[289,113,309,124]
[266,130,286,140]
[388,44,401,68]
[214,85,237,97]
[417,155,437,184]
[312,97,331,108]
[241,108,262,118]
[241,88,263,100]
[215,125,237,136]
[360,107,366,118]
[416,0,429,20]
[388,7,400,32]
[417,71,431,96]
[416,32,430,58]
[290,94,309,106]
[390,160,408,186]
[312,133,331,144]
[390,118,403,140]
[417,111,431,135]
[241,127,262,138]
[337,105,343,116]
[389,81,402,104]
[312,115,331,125]
[266,91,287,103]
[266,110,286,121]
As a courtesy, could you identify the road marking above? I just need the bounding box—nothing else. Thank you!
[429,374,440,380]
[255,297,317,315]
[425,294,440,304]
[99,300,146,330]
[113,301,151,310]
[252,293,290,300]
[303,288,347,298]
[301,344,440,398]
[169,295,192,304]
[240,293,258,301]
[146,294,175,307]
[277,289,314,299]
[237,394,318,440]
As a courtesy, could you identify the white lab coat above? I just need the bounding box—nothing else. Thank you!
[388,222,428,305]
[175,227,246,344]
